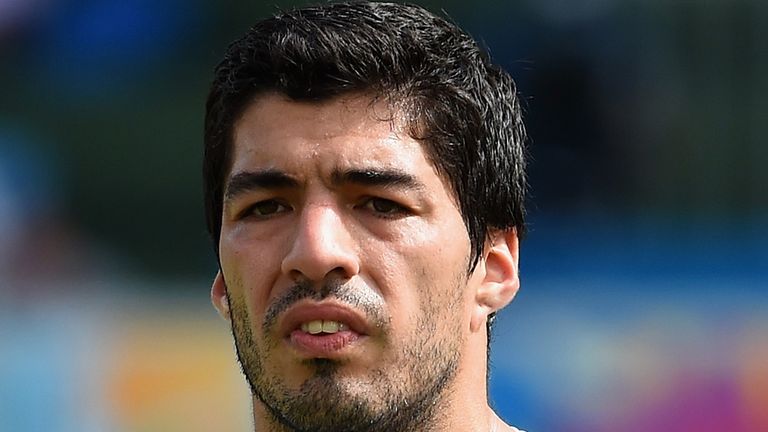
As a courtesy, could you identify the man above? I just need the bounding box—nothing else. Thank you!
[203,2,528,431]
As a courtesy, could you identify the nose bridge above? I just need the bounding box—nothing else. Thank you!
[304,202,346,250]
[281,199,359,282]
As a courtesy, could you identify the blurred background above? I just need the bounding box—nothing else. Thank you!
[1,0,766,431]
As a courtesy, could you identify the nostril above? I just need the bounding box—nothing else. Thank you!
[330,266,349,277]
[287,268,306,282]
[287,266,353,286]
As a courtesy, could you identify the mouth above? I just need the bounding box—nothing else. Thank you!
[280,302,371,358]
[300,319,350,334]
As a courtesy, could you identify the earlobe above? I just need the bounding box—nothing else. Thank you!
[211,271,231,321]
[470,229,520,332]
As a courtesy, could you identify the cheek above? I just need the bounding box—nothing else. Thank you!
[399,228,471,321]
[219,241,282,326]
[368,230,467,316]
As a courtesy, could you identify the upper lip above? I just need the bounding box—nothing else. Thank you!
[279,300,371,337]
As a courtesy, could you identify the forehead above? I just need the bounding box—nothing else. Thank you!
[229,93,434,180]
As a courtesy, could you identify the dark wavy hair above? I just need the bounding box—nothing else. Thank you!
[204,1,527,272]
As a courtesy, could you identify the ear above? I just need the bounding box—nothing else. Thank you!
[470,229,520,332]
[211,271,231,321]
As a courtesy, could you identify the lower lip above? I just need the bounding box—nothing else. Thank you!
[289,330,362,357]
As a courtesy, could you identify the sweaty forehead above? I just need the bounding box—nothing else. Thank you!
[229,93,429,177]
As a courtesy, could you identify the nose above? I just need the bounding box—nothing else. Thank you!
[281,203,360,282]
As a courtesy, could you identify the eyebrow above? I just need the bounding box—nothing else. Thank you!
[224,170,299,201]
[224,167,425,202]
[331,168,425,191]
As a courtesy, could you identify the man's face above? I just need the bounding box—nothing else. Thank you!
[215,94,484,431]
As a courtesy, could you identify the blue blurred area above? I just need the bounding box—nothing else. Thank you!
[1,0,766,431]
[524,213,768,282]
[16,0,204,96]
[0,127,61,214]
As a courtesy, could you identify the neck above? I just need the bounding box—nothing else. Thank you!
[428,324,503,432]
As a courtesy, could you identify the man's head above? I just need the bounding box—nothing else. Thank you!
[204,2,526,431]
[204,1,526,268]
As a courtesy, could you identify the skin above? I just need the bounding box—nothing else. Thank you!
[211,93,522,432]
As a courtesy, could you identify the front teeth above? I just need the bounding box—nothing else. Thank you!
[301,320,348,334]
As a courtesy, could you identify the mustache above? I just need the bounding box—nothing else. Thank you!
[262,279,388,335]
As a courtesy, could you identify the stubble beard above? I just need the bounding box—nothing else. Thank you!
[226,277,466,432]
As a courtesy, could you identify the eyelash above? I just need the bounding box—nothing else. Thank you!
[241,199,292,219]
[358,197,410,218]
[239,197,410,220]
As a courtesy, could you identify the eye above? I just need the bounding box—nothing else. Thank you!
[360,197,409,217]
[243,200,291,219]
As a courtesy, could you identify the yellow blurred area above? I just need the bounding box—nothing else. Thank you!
[104,311,251,432]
